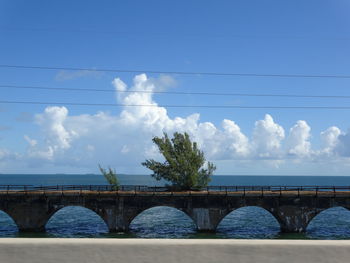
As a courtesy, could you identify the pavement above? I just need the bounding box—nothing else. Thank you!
[0,238,349,263]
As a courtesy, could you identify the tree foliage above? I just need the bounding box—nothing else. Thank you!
[99,165,119,190]
[142,132,216,190]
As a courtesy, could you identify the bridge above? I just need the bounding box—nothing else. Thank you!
[0,185,349,233]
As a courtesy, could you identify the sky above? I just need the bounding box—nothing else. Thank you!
[1,0,350,175]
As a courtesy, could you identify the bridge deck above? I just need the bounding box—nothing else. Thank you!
[0,190,349,196]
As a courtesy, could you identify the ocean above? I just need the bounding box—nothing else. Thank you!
[0,174,350,239]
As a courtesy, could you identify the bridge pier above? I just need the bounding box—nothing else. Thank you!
[6,206,51,233]
[189,208,226,232]
[272,206,317,233]
[103,208,132,232]
[96,201,137,233]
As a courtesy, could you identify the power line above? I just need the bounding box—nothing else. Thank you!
[1,64,350,79]
[2,84,350,99]
[1,100,350,109]
[2,27,350,41]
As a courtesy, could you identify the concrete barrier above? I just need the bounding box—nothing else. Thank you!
[0,239,349,263]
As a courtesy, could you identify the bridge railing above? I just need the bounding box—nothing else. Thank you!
[0,185,349,196]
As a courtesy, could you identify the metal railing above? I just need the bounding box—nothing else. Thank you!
[0,185,349,196]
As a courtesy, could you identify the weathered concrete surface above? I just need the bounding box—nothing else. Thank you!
[1,192,350,233]
[0,239,350,263]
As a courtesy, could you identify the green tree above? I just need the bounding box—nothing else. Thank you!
[142,132,216,190]
[99,165,119,190]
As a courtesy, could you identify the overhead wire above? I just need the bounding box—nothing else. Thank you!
[2,84,350,99]
[1,64,350,79]
[1,26,350,41]
[1,100,350,109]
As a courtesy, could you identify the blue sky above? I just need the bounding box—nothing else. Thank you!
[1,0,350,175]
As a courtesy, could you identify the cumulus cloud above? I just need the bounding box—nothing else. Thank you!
[320,126,341,155]
[4,73,350,173]
[222,119,249,157]
[252,114,285,158]
[286,120,311,157]
[195,119,249,160]
[149,74,177,91]
[36,106,76,151]
[335,130,350,157]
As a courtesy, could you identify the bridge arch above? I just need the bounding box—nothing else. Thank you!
[216,206,280,238]
[306,206,350,238]
[0,210,18,235]
[45,205,108,236]
[129,206,196,238]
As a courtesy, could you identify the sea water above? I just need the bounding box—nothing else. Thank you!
[0,174,350,239]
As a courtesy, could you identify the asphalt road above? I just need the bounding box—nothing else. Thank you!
[0,239,349,263]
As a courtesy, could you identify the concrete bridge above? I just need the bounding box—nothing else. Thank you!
[0,186,349,233]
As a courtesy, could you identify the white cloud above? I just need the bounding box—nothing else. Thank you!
[335,130,350,157]
[27,146,54,161]
[252,114,285,158]
[215,119,249,159]
[4,73,350,174]
[0,148,19,163]
[36,106,77,151]
[0,149,9,160]
[24,135,37,147]
[286,120,311,157]
[149,74,177,91]
[320,126,341,155]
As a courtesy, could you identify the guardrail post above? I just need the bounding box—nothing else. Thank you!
[225,186,228,196]
[243,187,245,197]
[279,187,282,197]
[316,186,318,197]
[261,187,264,198]
[298,188,300,198]
[333,186,336,198]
